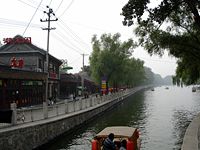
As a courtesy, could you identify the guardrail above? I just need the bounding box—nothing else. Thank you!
[0,86,145,128]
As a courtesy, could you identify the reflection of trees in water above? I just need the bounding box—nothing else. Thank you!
[172,109,197,150]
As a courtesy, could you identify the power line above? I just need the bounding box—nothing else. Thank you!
[68,56,82,65]
[58,0,74,17]
[10,1,89,54]
[58,20,91,51]
[48,33,70,56]
[51,32,82,55]
[55,29,83,53]
[23,0,44,36]
[0,18,44,28]
[26,0,46,9]
[16,0,43,11]
[48,0,53,7]
[56,22,88,54]
[55,0,64,13]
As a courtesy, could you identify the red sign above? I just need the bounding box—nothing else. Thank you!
[10,57,24,68]
[49,72,57,79]
[3,37,31,44]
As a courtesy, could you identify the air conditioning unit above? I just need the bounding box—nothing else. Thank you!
[35,68,42,72]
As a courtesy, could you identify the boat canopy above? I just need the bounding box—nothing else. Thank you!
[95,126,137,139]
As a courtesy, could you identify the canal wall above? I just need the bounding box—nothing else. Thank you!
[181,113,200,150]
[0,87,145,150]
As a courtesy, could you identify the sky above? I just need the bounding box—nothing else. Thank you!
[0,0,177,78]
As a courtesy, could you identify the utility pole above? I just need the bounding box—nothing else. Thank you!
[80,53,88,110]
[81,53,88,96]
[40,6,58,118]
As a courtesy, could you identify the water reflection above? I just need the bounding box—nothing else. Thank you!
[40,86,200,150]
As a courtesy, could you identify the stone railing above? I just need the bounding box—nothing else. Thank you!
[11,89,129,125]
[0,86,146,128]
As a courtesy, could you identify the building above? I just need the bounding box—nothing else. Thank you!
[0,64,46,108]
[0,35,62,108]
[60,73,99,99]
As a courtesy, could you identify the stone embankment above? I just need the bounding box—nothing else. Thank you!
[181,113,200,150]
[0,86,147,150]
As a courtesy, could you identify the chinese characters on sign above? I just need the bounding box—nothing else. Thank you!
[49,72,57,79]
[3,37,31,44]
[10,57,24,68]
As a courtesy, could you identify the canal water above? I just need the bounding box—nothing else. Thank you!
[41,86,200,150]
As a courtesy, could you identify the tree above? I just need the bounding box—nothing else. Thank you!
[89,33,145,90]
[122,0,200,28]
[123,58,145,86]
[121,0,200,84]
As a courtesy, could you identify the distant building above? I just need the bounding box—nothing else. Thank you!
[60,73,99,99]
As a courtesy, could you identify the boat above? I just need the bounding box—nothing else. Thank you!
[165,87,169,90]
[91,126,140,150]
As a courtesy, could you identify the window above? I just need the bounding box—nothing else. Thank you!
[39,58,42,69]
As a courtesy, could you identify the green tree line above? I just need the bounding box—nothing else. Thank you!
[89,33,147,90]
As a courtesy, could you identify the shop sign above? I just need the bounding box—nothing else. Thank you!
[49,72,57,79]
[10,57,24,68]
[3,37,31,44]
[101,76,107,89]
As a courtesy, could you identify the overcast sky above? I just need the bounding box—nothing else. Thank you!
[0,0,177,78]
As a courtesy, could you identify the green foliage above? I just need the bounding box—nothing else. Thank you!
[89,33,145,88]
[121,0,200,85]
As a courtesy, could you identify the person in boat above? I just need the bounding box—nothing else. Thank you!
[103,133,116,150]
[119,139,127,150]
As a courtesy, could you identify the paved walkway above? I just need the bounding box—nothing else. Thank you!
[0,95,95,128]
[0,86,147,129]
[181,113,200,150]
[1,89,136,128]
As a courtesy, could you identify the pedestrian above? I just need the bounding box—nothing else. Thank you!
[103,133,116,150]
[119,139,127,150]
[73,93,76,100]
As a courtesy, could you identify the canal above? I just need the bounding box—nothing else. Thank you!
[40,86,200,150]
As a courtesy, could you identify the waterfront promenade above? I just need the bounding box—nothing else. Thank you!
[0,89,130,128]
[11,87,142,125]
[181,112,200,150]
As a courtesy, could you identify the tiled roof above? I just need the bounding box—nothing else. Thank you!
[0,35,62,64]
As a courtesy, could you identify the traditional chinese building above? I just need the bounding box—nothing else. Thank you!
[0,64,46,108]
[0,35,62,108]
